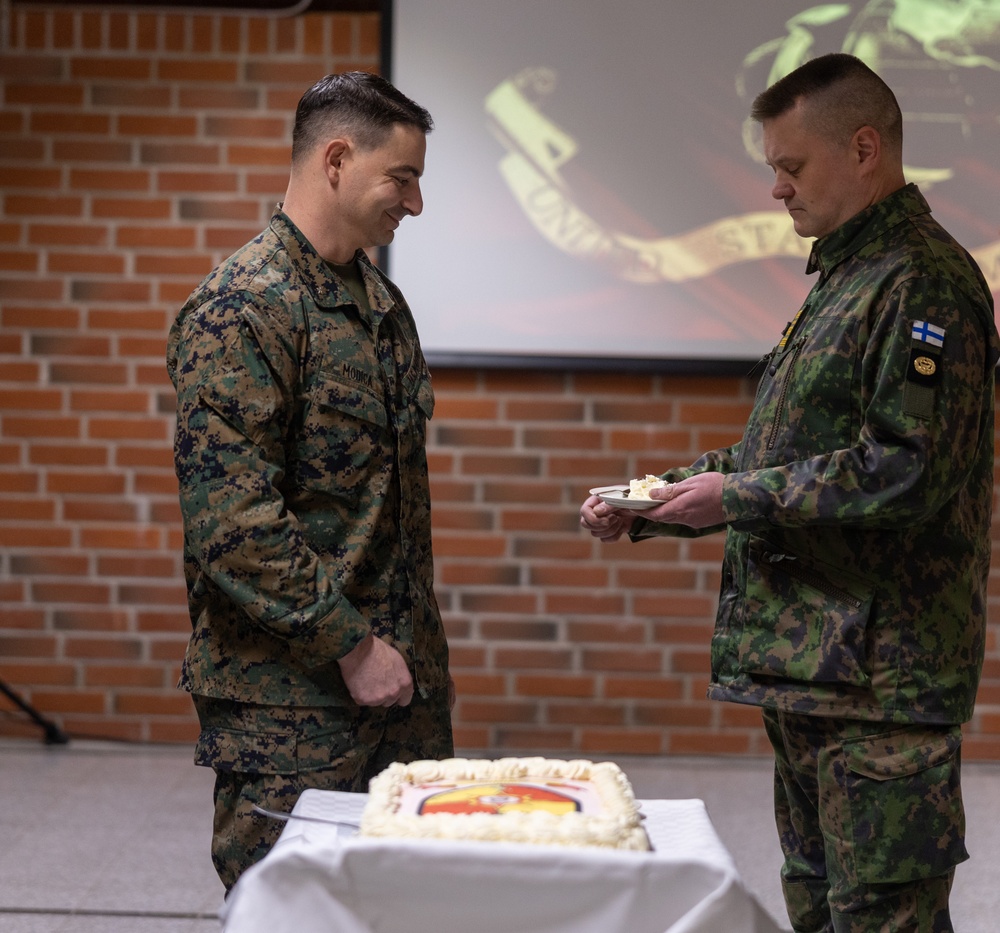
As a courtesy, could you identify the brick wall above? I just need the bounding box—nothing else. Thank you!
[2,3,999,759]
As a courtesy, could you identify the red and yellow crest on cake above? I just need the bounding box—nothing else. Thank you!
[414,781,590,816]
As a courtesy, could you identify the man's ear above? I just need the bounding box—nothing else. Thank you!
[324,138,350,182]
[853,125,880,169]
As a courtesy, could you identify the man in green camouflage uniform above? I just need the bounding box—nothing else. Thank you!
[581,54,997,933]
[167,72,453,892]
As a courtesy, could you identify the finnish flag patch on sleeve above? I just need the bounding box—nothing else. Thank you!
[911,320,945,347]
[904,320,944,419]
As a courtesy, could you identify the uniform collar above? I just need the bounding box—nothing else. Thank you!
[805,183,931,278]
[267,205,396,325]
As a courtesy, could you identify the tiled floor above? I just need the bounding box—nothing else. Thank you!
[1,738,998,932]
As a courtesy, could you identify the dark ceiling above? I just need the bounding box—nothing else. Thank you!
[16,1,382,12]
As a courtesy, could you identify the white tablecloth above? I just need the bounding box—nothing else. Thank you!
[222,789,783,933]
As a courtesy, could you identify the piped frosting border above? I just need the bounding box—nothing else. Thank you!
[360,757,649,851]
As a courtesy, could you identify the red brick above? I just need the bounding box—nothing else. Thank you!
[451,673,506,696]
[28,224,108,247]
[64,637,143,660]
[566,620,648,643]
[0,523,73,548]
[117,114,198,137]
[114,692,193,716]
[581,648,663,673]
[29,690,106,715]
[573,372,656,396]
[69,168,151,191]
[91,198,171,220]
[669,732,751,755]
[548,703,625,726]
[50,140,134,163]
[0,663,76,687]
[115,225,196,249]
[459,700,539,724]
[440,563,520,586]
[46,472,127,494]
[493,727,576,752]
[0,472,40,496]
[499,509,581,533]
[0,635,58,657]
[9,552,90,576]
[492,647,574,670]
[71,55,152,79]
[227,143,291,167]
[3,168,63,190]
[479,619,558,641]
[604,676,685,700]
[6,195,84,217]
[28,444,108,467]
[633,704,714,728]
[5,82,84,106]
[580,730,664,755]
[516,674,596,698]
[0,497,55,520]
[157,59,237,82]
[84,664,165,688]
[137,611,190,634]
[78,526,163,550]
[30,112,111,135]
[545,592,626,615]
[49,253,126,275]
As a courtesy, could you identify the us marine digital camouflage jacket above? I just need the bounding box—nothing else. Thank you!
[634,184,998,724]
[166,208,449,707]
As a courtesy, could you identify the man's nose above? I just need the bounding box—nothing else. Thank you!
[402,182,423,217]
[772,179,793,201]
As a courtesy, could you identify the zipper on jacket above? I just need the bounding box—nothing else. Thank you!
[766,339,803,451]
[746,350,773,383]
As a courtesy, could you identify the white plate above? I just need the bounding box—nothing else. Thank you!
[588,485,660,511]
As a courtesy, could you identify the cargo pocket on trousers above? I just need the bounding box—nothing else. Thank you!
[194,728,298,775]
[845,725,968,884]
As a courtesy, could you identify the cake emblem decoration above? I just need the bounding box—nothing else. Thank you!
[360,757,649,851]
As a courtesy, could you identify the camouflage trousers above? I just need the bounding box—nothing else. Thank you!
[192,688,453,893]
[762,710,967,933]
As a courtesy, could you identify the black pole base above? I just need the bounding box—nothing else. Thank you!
[0,678,70,745]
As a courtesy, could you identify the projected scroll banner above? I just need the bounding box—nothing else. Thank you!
[390,0,1000,367]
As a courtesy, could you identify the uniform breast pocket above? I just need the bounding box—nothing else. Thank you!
[291,375,390,501]
[738,537,874,687]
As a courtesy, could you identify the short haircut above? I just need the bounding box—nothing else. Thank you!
[291,71,433,163]
[750,53,902,153]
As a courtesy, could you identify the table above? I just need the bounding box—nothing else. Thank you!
[221,789,785,933]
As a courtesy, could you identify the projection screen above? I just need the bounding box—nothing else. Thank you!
[386,0,1000,370]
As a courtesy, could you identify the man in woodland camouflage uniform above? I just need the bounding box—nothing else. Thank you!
[167,72,453,892]
[581,54,998,933]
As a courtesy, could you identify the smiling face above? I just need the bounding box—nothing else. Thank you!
[763,100,869,241]
[336,122,426,252]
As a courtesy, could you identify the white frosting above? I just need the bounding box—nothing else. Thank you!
[628,474,669,499]
[360,757,649,851]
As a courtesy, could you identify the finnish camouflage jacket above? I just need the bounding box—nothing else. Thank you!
[635,185,998,724]
[167,208,449,707]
